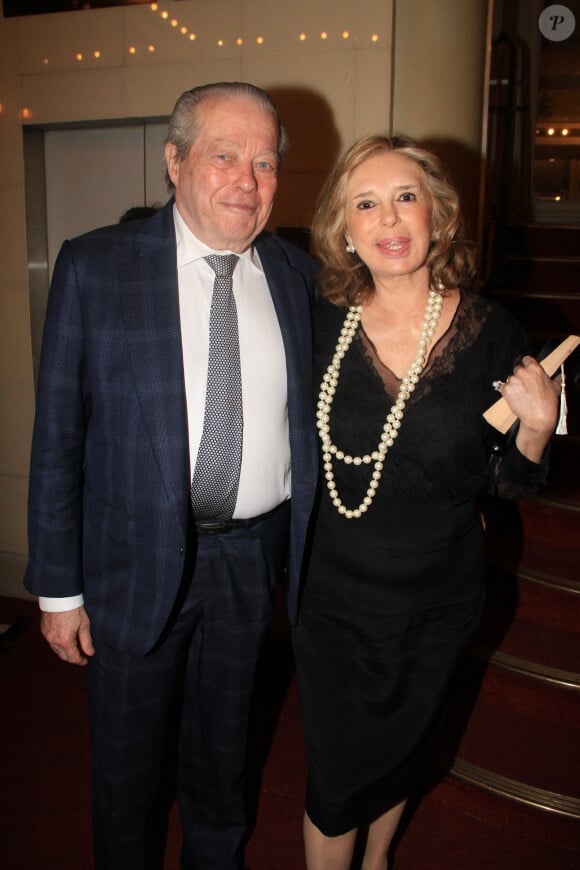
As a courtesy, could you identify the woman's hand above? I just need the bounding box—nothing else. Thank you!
[499,356,561,463]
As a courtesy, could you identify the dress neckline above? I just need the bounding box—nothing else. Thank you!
[358,290,463,386]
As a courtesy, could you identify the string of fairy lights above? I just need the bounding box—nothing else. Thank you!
[36,2,381,65]
[7,3,382,120]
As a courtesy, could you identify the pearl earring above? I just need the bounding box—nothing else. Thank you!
[345,242,356,254]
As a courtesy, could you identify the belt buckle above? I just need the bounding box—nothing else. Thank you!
[196,519,230,533]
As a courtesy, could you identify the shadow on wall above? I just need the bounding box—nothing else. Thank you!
[266,87,341,233]
[420,137,483,244]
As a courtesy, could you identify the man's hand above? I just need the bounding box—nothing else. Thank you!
[41,606,95,666]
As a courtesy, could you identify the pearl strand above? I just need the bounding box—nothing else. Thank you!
[316,289,444,519]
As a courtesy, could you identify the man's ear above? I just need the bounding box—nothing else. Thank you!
[165,142,179,186]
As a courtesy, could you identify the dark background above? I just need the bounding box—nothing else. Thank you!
[3,0,166,17]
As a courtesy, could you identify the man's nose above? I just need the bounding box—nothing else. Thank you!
[234,164,258,192]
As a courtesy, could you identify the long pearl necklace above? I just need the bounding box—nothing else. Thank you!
[316,288,444,519]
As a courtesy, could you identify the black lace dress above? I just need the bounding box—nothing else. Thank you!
[293,291,549,836]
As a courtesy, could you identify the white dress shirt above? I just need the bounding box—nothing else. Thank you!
[174,205,290,518]
[40,204,290,612]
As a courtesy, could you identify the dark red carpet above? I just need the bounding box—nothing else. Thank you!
[1,594,578,869]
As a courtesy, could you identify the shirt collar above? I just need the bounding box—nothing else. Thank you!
[173,203,261,271]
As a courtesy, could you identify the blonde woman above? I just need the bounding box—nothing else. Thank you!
[293,135,559,869]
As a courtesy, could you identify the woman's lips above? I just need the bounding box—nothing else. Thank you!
[377,236,410,255]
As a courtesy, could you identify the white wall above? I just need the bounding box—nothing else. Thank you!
[44,123,168,272]
[392,0,490,235]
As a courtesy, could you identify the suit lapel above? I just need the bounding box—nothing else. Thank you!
[257,234,316,508]
[119,205,190,528]
[257,235,312,401]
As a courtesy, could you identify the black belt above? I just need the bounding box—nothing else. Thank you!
[195,503,286,534]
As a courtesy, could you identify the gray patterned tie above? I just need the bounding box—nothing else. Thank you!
[190,254,242,520]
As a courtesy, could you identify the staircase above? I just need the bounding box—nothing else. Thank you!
[430,436,580,865]
[489,224,580,339]
[431,224,580,865]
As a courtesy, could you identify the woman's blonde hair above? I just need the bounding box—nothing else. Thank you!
[311,134,477,306]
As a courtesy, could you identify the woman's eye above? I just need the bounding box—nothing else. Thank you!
[356,200,374,210]
[399,192,416,202]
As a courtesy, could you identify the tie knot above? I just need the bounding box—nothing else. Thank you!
[204,254,239,279]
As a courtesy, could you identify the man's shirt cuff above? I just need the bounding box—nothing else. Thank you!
[38,594,85,612]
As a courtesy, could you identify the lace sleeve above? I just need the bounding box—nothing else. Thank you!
[487,435,550,500]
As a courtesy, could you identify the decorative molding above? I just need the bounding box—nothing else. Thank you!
[448,757,580,820]
[535,495,580,513]
[486,557,580,595]
[519,570,580,596]
[470,644,580,691]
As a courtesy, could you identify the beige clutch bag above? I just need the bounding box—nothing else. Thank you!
[483,334,580,434]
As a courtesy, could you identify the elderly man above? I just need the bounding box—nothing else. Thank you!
[25,82,318,870]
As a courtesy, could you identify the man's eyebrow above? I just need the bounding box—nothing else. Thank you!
[210,138,278,156]
[210,138,238,149]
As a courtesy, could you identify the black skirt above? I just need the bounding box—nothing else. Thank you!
[293,498,485,836]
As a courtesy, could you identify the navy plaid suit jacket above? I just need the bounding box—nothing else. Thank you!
[25,200,318,654]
